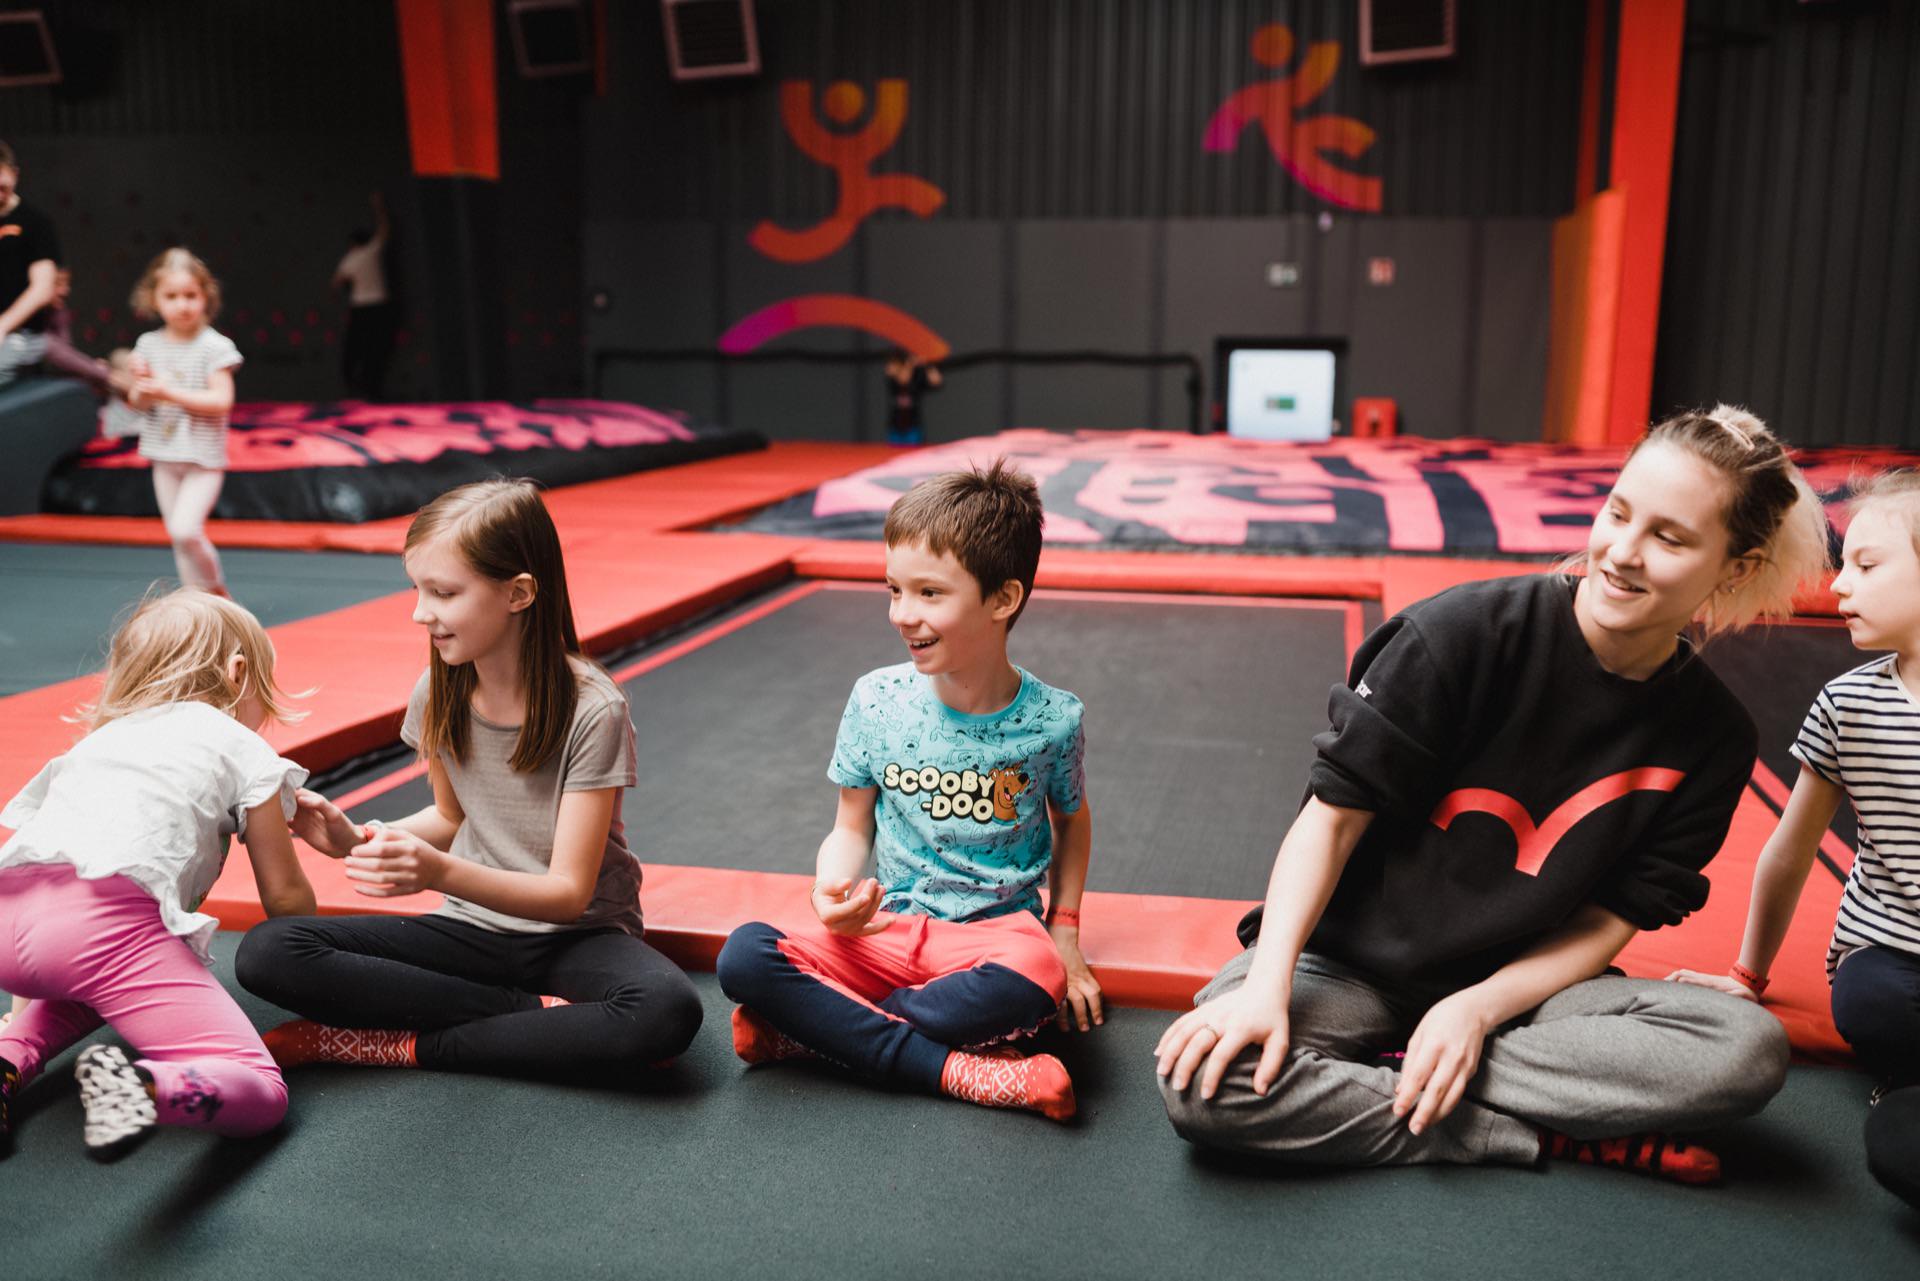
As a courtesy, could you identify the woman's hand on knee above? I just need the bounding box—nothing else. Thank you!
[1664,967,1757,1002]
[1155,987,1289,1101]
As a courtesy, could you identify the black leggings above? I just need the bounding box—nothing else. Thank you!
[235,913,702,1083]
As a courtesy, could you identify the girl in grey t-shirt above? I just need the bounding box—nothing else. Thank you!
[235,480,702,1081]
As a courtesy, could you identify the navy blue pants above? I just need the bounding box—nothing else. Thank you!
[1832,945,1920,1209]
[716,910,1065,1092]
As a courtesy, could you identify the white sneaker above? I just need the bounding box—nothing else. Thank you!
[75,1045,156,1155]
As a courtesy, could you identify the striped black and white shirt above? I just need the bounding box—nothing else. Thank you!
[1791,655,1920,974]
[133,325,243,470]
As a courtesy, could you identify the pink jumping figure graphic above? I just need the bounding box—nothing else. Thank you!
[1205,24,1383,213]
[749,79,947,264]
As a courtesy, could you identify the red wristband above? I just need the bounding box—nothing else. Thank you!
[1729,962,1769,995]
[1046,907,1080,928]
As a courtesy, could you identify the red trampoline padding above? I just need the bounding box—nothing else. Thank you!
[255,532,803,762]
[200,788,1850,1056]
[0,441,897,554]
[792,543,1845,621]
[0,534,804,835]
[1614,783,1849,1061]
[797,541,1394,600]
[199,856,1248,1012]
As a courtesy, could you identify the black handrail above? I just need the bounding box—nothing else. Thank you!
[590,347,1206,434]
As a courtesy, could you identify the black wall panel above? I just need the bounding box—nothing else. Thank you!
[1656,0,1920,447]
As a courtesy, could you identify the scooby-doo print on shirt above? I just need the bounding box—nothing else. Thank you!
[878,761,1031,824]
[829,663,1085,924]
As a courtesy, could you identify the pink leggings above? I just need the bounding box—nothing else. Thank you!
[0,863,286,1136]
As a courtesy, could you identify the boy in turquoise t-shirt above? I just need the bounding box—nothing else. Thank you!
[717,460,1100,1121]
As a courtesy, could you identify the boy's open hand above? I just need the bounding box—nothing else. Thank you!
[812,876,891,936]
[343,827,444,897]
[1051,929,1104,1032]
[291,788,364,857]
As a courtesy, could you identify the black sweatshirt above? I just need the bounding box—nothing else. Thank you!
[0,199,60,333]
[1239,574,1756,991]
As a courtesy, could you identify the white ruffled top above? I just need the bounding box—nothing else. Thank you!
[0,700,307,963]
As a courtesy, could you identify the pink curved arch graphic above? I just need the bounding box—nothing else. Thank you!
[718,295,950,361]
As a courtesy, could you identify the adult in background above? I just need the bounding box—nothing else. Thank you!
[334,191,394,402]
[885,348,941,446]
[0,140,61,390]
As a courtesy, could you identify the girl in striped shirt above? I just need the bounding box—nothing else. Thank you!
[1672,470,1920,1210]
[126,248,242,596]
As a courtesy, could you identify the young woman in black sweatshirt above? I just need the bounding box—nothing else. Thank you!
[1157,406,1832,1184]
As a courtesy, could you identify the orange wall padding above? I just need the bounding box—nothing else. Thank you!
[1605,0,1687,445]
[395,0,500,180]
[1572,0,1608,205]
[1542,189,1626,447]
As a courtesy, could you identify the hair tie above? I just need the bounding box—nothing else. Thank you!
[1707,405,1758,450]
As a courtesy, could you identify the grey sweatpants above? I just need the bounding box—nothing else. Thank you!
[1160,947,1789,1168]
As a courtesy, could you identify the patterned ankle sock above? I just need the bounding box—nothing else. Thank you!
[1542,1129,1721,1185]
[939,1049,1076,1122]
[730,1005,814,1065]
[0,1055,18,1158]
[262,1019,417,1069]
[539,994,571,1009]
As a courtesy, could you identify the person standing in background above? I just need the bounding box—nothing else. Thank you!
[0,140,61,390]
[885,349,942,446]
[334,191,394,402]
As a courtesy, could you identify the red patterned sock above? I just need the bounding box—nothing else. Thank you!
[730,1006,814,1065]
[939,1049,1076,1122]
[539,995,571,1009]
[1542,1129,1721,1185]
[262,1019,417,1069]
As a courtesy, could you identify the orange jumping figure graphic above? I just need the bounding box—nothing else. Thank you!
[748,79,947,264]
[1204,24,1383,213]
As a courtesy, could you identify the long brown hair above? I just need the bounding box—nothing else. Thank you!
[405,479,583,773]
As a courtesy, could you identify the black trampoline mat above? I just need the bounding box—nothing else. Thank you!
[1703,619,1867,858]
[0,543,402,697]
[334,583,1361,901]
[1,934,1915,1281]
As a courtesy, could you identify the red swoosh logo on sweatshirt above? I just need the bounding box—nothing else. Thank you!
[1429,768,1686,876]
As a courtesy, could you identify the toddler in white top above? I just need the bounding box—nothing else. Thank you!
[125,247,243,595]
[0,589,315,1158]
